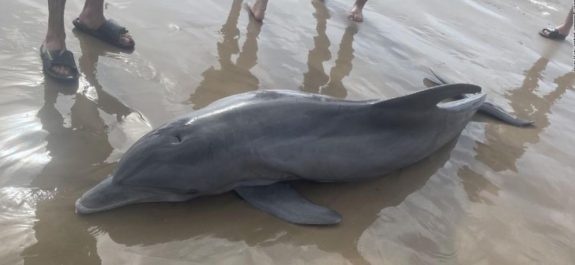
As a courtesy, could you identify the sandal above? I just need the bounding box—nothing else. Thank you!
[539,28,567,40]
[40,44,79,82]
[73,18,135,50]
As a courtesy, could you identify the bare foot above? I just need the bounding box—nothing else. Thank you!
[349,0,367,22]
[43,35,72,77]
[77,12,133,46]
[248,0,268,22]
[348,5,364,22]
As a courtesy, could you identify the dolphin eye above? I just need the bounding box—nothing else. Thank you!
[171,134,183,144]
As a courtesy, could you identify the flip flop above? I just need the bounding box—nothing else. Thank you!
[539,27,567,40]
[40,44,79,82]
[73,18,135,50]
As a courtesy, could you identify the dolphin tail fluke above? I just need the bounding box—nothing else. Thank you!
[235,182,342,225]
[478,102,534,127]
[425,69,534,127]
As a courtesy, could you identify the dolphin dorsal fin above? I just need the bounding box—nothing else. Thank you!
[235,183,342,225]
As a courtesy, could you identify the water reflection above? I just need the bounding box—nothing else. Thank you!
[76,30,134,122]
[77,139,458,264]
[189,0,262,109]
[22,32,138,265]
[453,55,574,208]
[301,0,331,93]
[320,25,358,98]
[458,165,498,205]
[475,57,575,173]
[301,0,358,98]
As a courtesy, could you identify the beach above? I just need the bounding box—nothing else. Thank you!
[0,0,574,264]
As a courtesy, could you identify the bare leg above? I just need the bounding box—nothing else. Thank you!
[349,0,367,22]
[44,0,69,76]
[249,0,268,21]
[77,0,133,46]
[556,7,574,36]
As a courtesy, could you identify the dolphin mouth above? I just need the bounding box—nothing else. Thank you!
[75,176,154,214]
[76,176,200,214]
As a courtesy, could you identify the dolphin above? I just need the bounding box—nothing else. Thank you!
[76,83,531,225]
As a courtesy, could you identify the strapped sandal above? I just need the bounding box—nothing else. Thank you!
[40,44,79,82]
[73,18,135,50]
[539,28,567,40]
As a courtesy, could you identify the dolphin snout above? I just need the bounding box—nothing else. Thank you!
[76,176,154,214]
[76,176,200,214]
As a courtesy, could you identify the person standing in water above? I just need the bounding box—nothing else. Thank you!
[249,0,368,22]
[539,7,573,41]
[41,0,135,82]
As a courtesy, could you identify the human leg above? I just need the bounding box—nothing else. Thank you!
[43,0,74,78]
[556,7,574,36]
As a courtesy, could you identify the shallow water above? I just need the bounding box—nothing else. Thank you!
[1,0,574,264]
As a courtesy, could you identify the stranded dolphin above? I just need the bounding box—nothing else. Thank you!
[76,83,530,225]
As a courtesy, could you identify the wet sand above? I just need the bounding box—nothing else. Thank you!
[1,0,574,264]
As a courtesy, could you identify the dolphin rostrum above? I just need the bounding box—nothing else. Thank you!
[76,83,531,225]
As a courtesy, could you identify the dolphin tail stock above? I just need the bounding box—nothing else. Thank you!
[424,69,534,127]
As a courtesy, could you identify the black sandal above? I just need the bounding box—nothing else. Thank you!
[539,27,567,40]
[40,44,79,82]
[73,18,135,50]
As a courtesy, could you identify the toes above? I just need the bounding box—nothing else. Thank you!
[120,37,129,46]
[52,65,71,77]
[120,34,134,47]
[540,28,552,37]
[348,13,363,22]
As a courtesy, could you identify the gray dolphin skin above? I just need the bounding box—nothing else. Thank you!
[76,83,530,225]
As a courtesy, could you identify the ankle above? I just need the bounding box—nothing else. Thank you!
[354,0,367,8]
[44,33,66,50]
[557,25,571,36]
[78,8,106,27]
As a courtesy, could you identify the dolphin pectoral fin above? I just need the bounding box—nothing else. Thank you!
[234,183,342,225]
